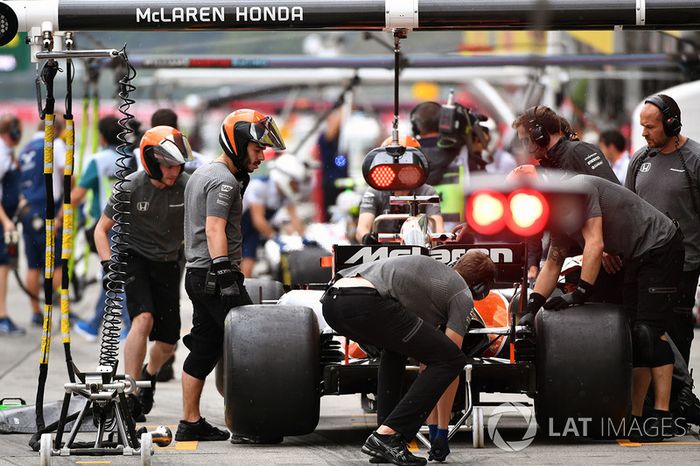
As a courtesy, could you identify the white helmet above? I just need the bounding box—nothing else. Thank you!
[269,154,307,201]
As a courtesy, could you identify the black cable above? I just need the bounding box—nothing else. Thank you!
[34,55,59,436]
[61,34,76,384]
[99,45,135,369]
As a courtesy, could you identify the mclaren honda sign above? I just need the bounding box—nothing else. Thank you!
[135,6,304,24]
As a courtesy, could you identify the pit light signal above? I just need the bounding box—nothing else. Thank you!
[362,145,428,191]
[467,188,550,237]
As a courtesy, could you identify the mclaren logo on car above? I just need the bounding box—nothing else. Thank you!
[431,248,515,265]
[343,247,424,265]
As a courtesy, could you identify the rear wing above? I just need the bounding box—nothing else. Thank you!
[332,243,526,288]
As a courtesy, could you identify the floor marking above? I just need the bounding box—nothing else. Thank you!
[76,462,112,465]
[175,440,198,450]
[618,439,700,447]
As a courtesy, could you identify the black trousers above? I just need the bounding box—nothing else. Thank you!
[623,231,685,367]
[182,268,252,380]
[321,287,467,440]
[669,267,700,365]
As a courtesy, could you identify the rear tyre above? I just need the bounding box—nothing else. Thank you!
[223,304,320,438]
[243,278,285,304]
[535,304,631,437]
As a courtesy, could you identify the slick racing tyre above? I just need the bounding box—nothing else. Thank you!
[243,278,285,304]
[535,304,631,438]
[223,304,320,438]
[284,246,332,287]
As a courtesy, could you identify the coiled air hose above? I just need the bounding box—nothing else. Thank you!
[99,46,136,369]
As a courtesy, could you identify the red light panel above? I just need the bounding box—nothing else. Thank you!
[369,165,396,188]
[397,166,423,186]
[506,189,549,236]
[466,190,507,235]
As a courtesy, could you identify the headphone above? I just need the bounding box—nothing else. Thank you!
[526,106,550,148]
[469,281,491,301]
[447,258,492,301]
[2,116,21,144]
[409,101,441,137]
[645,95,682,137]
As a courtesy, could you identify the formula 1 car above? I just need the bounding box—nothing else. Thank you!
[216,148,632,444]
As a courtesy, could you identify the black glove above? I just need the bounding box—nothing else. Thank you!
[101,260,111,291]
[520,292,546,328]
[543,280,593,311]
[211,256,241,310]
[361,232,379,245]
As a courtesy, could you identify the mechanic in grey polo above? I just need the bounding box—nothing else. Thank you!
[322,252,495,465]
[523,174,684,442]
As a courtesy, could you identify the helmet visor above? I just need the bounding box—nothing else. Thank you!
[152,132,193,166]
[250,116,286,151]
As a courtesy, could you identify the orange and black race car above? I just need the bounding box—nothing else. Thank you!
[216,144,632,446]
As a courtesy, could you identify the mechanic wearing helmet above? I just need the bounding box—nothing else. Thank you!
[322,251,495,465]
[93,126,192,422]
[522,174,684,442]
[356,135,444,244]
[178,109,285,443]
[512,106,620,283]
[240,153,306,278]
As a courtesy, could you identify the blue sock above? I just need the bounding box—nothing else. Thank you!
[428,425,438,443]
[436,428,448,441]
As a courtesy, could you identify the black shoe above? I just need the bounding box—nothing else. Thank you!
[427,436,450,462]
[230,433,283,444]
[175,418,230,442]
[156,355,175,382]
[139,365,156,415]
[127,394,146,423]
[677,379,700,428]
[361,432,427,466]
[628,411,674,442]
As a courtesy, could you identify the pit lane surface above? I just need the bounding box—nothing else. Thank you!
[0,271,699,465]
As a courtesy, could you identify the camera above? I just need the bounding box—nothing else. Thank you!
[437,89,488,150]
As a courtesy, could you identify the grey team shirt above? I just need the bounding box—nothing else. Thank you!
[554,175,677,261]
[104,171,188,262]
[626,138,700,271]
[337,255,473,336]
[184,161,244,270]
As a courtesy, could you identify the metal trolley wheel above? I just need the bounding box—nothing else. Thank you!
[140,432,153,466]
[40,433,52,465]
[472,406,484,448]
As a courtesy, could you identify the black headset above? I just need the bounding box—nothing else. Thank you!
[409,101,441,137]
[3,116,21,144]
[526,106,550,148]
[644,95,682,137]
[447,258,492,301]
[469,281,491,301]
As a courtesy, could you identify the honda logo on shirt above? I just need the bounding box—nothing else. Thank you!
[640,163,651,173]
[137,201,150,212]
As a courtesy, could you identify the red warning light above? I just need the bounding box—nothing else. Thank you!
[466,190,507,235]
[506,189,549,236]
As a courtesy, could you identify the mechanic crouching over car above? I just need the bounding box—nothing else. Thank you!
[322,252,496,465]
[521,174,684,442]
